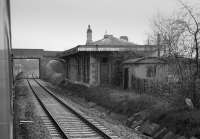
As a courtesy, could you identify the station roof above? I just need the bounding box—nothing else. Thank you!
[58,44,158,57]
[58,34,160,57]
[123,57,167,64]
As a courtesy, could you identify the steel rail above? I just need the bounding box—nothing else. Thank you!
[27,79,68,139]
[33,78,118,139]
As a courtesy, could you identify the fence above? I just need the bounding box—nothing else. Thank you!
[131,76,194,96]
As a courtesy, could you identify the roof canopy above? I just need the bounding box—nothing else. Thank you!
[58,45,158,57]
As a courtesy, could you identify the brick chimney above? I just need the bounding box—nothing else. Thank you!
[86,25,92,44]
[120,36,128,41]
[104,34,113,38]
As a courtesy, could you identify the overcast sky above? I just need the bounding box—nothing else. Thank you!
[11,0,194,51]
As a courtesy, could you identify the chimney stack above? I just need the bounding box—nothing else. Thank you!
[120,36,128,41]
[86,25,92,45]
[104,34,113,39]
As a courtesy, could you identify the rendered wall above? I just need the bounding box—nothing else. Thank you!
[89,55,99,86]
[123,64,168,89]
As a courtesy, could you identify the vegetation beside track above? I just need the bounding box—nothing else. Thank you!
[54,81,200,138]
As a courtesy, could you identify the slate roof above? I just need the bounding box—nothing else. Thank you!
[58,34,159,57]
[88,34,137,46]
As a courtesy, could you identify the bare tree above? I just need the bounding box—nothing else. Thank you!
[177,0,200,77]
[147,0,200,106]
[175,0,200,107]
[148,0,200,75]
[147,14,186,56]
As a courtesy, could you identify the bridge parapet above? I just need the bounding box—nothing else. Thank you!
[12,49,44,59]
[12,49,61,79]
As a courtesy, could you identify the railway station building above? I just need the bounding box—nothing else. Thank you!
[59,25,164,87]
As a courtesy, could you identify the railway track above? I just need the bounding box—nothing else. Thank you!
[26,80,64,139]
[27,79,120,139]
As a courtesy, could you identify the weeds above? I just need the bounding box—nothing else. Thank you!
[14,80,51,139]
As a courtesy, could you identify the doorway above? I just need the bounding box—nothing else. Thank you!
[124,68,129,89]
[100,57,109,85]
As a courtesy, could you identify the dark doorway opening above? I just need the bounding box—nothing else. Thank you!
[100,63,109,85]
[100,57,109,85]
[124,68,129,89]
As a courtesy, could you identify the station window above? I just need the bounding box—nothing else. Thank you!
[101,57,108,63]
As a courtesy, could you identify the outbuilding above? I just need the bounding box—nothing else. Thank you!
[122,57,167,89]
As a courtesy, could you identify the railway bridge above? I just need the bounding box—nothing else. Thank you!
[12,49,60,79]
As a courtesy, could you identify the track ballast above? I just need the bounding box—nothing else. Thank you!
[27,79,120,139]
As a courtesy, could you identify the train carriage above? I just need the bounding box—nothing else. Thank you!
[0,0,13,138]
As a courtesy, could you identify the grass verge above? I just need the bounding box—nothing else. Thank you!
[14,79,51,139]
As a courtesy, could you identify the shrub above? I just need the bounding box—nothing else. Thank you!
[63,82,159,116]
[120,94,157,115]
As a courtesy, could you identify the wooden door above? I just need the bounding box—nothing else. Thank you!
[100,63,109,85]
[124,68,129,89]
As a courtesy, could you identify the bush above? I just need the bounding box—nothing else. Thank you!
[15,72,24,80]
[118,94,157,115]
[50,73,65,85]
[157,110,200,137]
[63,82,158,116]
[147,94,200,138]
